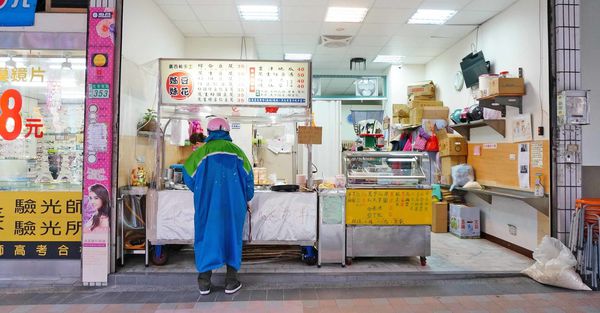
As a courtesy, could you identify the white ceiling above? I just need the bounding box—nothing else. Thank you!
[153,0,518,75]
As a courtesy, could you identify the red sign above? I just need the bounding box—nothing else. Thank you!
[165,71,192,100]
[0,89,44,140]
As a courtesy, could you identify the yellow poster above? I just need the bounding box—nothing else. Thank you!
[0,191,82,242]
[346,189,432,225]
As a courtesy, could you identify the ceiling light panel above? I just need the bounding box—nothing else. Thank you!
[284,53,312,61]
[373,55,405,63]
[407,9,457,25]
[325,7,369,23]
[238,5,279,21]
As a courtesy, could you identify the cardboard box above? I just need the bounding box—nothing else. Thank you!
[489,77,525,96]
[393,104,411,118]
[432,201,448,233]
[297,126,322,144]
[392,116,411,124]
[441,155,467,176]
[409,94,436,101]
[407,81,436,98]
[449,204,480,238]
[440,175,453,185]
[409,99,443,108]
[409,107,449,125]
[436,129,468,157]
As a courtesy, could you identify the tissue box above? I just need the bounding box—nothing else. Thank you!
[449,204,480,238]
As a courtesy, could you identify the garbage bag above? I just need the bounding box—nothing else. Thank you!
[449,164,474,191]
[521,235,591,290]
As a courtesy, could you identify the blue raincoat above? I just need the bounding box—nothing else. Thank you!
[183,131,254,272]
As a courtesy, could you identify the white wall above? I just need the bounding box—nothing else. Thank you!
[386,64,426,116]
[426,0,549,144]
[423,0,549,251]
[121,0,185,65]
[119,0,185,137]
[312,100,342,180]
[581,0,600,166]
[185,37,257,59]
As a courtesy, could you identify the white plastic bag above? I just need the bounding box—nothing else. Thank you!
[449,164,474,191]
[521,236,591,290]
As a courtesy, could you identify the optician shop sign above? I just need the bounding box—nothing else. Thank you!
[0,0,38,27]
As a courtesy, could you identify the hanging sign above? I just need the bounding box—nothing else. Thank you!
[82,2,116,286]
[0,0,38,26]
[159,59,310,107]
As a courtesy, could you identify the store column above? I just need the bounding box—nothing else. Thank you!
[81,0,117,286]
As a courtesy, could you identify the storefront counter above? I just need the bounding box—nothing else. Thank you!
[147,189,317,245]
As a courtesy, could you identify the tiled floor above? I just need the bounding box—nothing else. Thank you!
[0,288,599,313]
[120,233,533,274]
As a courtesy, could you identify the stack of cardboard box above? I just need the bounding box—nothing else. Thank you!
[406,81,449,125]
[392,103,410,124]
[436,128,468,185]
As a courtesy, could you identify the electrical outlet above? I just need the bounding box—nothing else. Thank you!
[136,156,145,163]
[565,151,576,163]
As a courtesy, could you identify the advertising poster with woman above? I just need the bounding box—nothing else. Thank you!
[82,1,116,285]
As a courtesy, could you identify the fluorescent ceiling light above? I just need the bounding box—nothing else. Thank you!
[238,5,279,21]
[407,9,457,25]
[284,53,312,61]
[373,55,405,64]
[325,7,368,23]
[49,64,87,70]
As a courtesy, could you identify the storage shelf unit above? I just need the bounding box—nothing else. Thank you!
[449,119,505,140]
[477,95,523,115]
[450,185,549,216]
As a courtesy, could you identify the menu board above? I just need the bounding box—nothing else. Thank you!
[346,189,432,225]
[159,59,310,106]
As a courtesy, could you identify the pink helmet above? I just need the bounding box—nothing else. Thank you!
[206,117,230,132]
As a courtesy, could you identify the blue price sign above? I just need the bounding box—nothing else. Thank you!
[0,0,38,27]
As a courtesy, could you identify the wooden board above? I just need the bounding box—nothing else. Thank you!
[467,140,550,191]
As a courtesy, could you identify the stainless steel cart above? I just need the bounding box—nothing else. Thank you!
[318,189,346,267]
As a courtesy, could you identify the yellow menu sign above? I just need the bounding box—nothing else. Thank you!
[346,189,432,225]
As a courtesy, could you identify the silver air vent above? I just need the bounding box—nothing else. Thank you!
[319,35,353,48]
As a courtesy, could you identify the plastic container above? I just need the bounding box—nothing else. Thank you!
[478,74,498,98]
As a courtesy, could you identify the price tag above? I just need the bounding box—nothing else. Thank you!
[88,83,110,99]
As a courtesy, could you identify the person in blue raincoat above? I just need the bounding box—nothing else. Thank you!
[183,117,254,295]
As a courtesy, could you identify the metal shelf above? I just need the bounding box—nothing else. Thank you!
[450,185,549,216]
[449,119,505,140]
[477,95,523,115]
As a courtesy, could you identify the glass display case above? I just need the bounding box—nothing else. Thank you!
[343,151,431,188]
[343,151,432,265]
[0,50,86,192]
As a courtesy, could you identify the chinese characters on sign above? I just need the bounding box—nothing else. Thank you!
[160,60,310,106]
[0,66,45,83]
[345,189,431,225]
[0,192,82,259]
[0,89,44,140]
